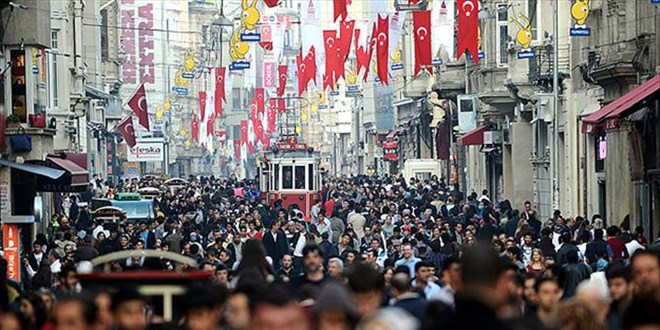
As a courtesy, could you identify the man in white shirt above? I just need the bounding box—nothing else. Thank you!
[412,261,442,300]
[316,213,333,239]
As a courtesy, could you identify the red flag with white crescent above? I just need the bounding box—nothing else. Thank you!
[457,0,479,63]
[323,30,338,88]
[127,82,149,131]
[296,51,307,96]
[198,91,207,120]
[206,113,216,137]
[267,99,277,133]
[249,98,259,124]
[334,0,347,22]
[234,139,241,160]
[240,120,248,145]
[413,11,432,76]
[255,121,264,144]
[277,65,287,97]
[117,116,137,148]
[277,98,286,114]
[304,46,317,87]
[366,22,377,82]
[339,20,355,62]
[264,0,279,7]
[376,15,389,85]
[215,67,226,103]
[192,114,199,142]
[256,88,265,114]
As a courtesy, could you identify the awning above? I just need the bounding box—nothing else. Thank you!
[457,125,489,146]
[0,159,65,179]
[385,126,404,140]
[85,84,113,100]
[46,156,89,187]
[582,74,660,133]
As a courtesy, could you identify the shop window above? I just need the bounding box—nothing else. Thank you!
[11,50,27,122]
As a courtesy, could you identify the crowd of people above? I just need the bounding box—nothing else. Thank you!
[1,174,659,330]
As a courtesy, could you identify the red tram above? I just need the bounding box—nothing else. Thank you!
[258,136,321,217]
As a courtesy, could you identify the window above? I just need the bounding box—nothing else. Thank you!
[274,164,280,190]
[100,10,108,60]
[232,88,241,109]
[282,165,293,189]
[49,30,59,108]
[528,0,538,41]
[307,164,314,190]
[295,165,306,189]
[496,4,509,67]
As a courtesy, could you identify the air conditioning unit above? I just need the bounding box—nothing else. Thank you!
[457,94,477,133]
[484,131,503,145]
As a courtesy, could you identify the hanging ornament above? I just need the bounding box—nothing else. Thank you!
[295,125,302,134]
[179,129,186,137]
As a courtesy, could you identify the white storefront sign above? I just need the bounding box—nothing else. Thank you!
[127,138,164,162]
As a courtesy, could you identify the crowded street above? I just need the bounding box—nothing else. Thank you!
[1,0,660,329]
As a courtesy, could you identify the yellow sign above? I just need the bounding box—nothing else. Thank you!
[229,30,250,61]
[570,0,591,36]
[241,0,260,30]
[510,12,535,58]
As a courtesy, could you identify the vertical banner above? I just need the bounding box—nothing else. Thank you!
[432,0,455,64]
[376,14,389,85]
[413,11,432,76]
[2,224,20,282]
[263,61,275,89]
[277,65,287,97]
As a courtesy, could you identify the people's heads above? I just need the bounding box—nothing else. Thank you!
[629,249,660,296]
[111,286,148,330]
[225,288,252,330]
[347,262,385,318]
[522,273,537,305]
[575,279,611,323]
[414,261,433,285]
[53,294,98,330]
[606,262,631,302]
[33,242,43,254]
[441,256,462,290]
[302,245,324,274]
[401,242,414,259]
[214,264,230,285]
[281,254,293,269]
[460,243,514,306]
[250,282,310,330]
[59,264,79,292]
[606,225,619,237]
[182,284,228,330]
[534,277,562,312]
[340,233,351,246]
[390,272,412,297]
[327,257,344,278]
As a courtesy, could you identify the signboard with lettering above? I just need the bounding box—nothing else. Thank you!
[127,138,165,162]
[2,224,20,282]
[383,141,399,162]
[120,0,155,84]
[0,184,9,217]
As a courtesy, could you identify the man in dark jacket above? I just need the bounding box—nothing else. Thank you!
[585,228,609,265]
[556,233,578,266]
[262,220,289,268]
[391,272,428,325]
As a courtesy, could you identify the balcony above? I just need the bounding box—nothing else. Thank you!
[3,127,56,161]
[434,61,466,100]
[528,44,569,92]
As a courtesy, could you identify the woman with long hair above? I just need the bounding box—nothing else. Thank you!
[526,249,546,277]
[234,239,274,284]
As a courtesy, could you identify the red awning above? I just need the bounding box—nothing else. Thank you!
[385,127,404,140]
[457,125,489,146]
[582,74,660,133]
[46,156,89,187]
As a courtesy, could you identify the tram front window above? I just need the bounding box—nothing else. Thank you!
[295,166,306,189]
[282,166,293,189]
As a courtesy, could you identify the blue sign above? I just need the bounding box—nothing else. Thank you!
[230,62,250,70]
[570,27,591,36]
[517,50,536,59]
[652,0,660,4]
[240,33,261,42]
[330,91,340,96]
[432,58,443,65]
[319,104,328,110]
[182,72,195,79]
[479,51,485,59]
[391,63,403,71]
[32,66,39,74]
[173,87,188,95]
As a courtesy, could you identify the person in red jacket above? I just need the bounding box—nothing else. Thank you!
[606,226,629,262]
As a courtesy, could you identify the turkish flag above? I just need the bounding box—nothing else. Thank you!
[323,30,338,88]
[206,113,216,136]
[413,11,432,76]
[249,98,258,124]
[277,65,287,97]
[215,67,226,103]
[240,120,248,145]
[304,46,317,87]
[118,116,136,148]
[296,51,307,95]
[457,0,479,63]
[127,82,149,131]
[323,74,334,92]
[264,0,279,7]
[339,20,355,62]
[409,0,421,4]
[255,121,264,144]
[248,141,255,154]
[267,99,277,133]
[198,91,207,120]
[192,114,199,142]
[256,88,265,114]
[259,42,273,51]
[234,139,241,160]
[376,15,389,85]
[334,0,347,22]
[277,98,286,114]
